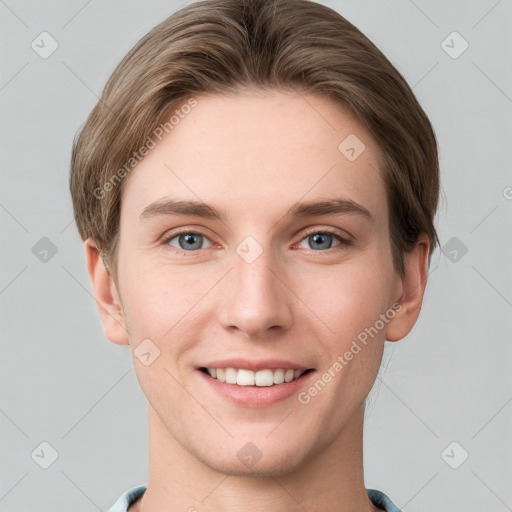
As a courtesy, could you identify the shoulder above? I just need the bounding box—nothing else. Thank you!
[367,488,403,512]
[106,485,147,512]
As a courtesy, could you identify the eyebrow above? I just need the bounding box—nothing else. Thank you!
[139,197,373,222]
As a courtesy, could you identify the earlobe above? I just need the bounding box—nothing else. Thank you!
[385,233,431,342]
[84,238,129,345]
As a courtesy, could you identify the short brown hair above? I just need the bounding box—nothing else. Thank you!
[70,0,439,280]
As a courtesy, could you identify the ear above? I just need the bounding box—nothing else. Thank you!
[84,238,129,345]
[385,233,430,342]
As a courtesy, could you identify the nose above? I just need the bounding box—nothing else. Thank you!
[216,241,293,339]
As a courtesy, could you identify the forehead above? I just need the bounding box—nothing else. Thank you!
[121,89,387,224]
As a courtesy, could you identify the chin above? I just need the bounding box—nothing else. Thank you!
[203,450,307,479]
[191,432,311,479]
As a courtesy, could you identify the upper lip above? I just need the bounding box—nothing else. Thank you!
[198,358,314,371]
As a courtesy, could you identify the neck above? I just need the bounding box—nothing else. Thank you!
[133,405,379,512]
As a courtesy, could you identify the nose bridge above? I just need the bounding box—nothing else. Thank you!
[234,237,277,294]
[217,234,292,336]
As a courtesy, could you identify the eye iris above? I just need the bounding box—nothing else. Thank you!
[309,233,333,250]
[179,233,202,250]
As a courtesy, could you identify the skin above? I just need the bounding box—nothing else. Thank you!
[85,88,430,512]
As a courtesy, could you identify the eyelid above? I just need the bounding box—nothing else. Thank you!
[297,226,354,244]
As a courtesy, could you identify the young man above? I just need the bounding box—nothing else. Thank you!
[69,1,439,511]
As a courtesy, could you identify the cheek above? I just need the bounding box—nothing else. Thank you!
[119,265,205,402]
[119,255,216,345]
[298,263,392,341]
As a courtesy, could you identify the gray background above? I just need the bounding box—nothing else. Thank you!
[1,0,511,510]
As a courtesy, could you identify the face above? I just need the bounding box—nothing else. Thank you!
[102,89,409,476]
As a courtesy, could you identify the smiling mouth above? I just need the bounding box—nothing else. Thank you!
[199,367,315,387]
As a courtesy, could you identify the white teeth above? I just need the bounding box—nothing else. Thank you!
[237,369,255,386]
[273,368,285,384]
[204,367,308,386]
[225,367,237,384]
[255,369,274,387]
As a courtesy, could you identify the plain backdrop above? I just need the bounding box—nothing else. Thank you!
[1,0,511,510]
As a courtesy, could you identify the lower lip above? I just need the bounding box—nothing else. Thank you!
[197,369,316,408]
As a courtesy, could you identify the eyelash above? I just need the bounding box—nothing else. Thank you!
[160,227,353,256]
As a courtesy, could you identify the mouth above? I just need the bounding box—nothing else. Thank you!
[196,362,316,408]
[198,367,315,387]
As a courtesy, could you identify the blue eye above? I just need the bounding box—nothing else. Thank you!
[162,228,351,256]
[297,231,347,251]
[165,232,212,251]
